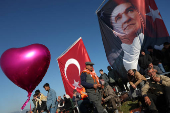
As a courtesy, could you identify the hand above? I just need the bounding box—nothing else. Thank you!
[93,84,98,89]
[41,110,44,113]
[97,84,101,88]
[132,84,136,89]
[153,77,160,82]
[102,98,105,102]
[144,96,151,106]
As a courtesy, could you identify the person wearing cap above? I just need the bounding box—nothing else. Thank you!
[138,50,152,75]
[80,62,107,113]
[147,46,165,73]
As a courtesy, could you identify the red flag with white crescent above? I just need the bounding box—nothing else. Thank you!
[57,37,90,97]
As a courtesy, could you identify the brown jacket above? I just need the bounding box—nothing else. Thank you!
[128,70,147,87]
[141,75,170,96]
[103,85,120,103]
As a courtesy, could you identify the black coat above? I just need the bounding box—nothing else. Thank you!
[36,101,47,113]
[149,49,163,65]
[58,98,64,106]
[162,47,170,64]
[64,97,72,109]
[138,54,152,69]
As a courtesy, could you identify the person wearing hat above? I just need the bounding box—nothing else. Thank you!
[80,62,107,113]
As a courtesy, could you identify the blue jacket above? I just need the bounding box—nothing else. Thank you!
[46,88,57,110]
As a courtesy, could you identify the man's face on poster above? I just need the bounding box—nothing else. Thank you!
[111,2,142,45]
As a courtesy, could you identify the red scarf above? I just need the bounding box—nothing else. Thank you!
[81,68,99,84]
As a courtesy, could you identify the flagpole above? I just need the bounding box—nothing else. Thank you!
[95,0,106,14]
[57,37,82,60]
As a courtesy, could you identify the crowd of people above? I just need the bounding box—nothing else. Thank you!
[30,42,170,113]
[79,42,170,113]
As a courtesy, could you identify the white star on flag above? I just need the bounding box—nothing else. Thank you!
[146,6,162,22]
[72,80,81,89]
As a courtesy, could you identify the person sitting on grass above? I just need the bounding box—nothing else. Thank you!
[144,62,163,77]
[127,69,147,101]
[101,80,120,113]
[142,68,170,113]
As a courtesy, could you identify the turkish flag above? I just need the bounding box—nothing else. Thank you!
[131,0,169,38]
[144,0,169,38]
[57,37,90,97]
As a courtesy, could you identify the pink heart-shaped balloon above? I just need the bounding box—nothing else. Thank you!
[0,44,51,93]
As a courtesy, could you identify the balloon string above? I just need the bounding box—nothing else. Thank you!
[21,92,32,110]
[30,100,31,112]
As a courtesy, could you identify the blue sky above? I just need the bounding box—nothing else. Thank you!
[0,0,170,112]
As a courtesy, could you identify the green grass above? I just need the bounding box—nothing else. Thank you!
[118,101,139,113]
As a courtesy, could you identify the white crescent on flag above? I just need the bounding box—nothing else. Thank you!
[64,58,81,80]
[57,37,91,97]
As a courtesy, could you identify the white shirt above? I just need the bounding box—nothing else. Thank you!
[121,33,144,71]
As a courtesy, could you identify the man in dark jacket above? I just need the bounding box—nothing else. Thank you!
[107,66,117,86]
[147,46,165,73]
[99,69,110,87]
[57,96,64,112]
[138,50,152,74]
[63,94,72,109]
[162,42,170,71]
[80,62,107,113]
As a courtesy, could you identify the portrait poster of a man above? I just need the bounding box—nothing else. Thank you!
[97,0,170,80]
